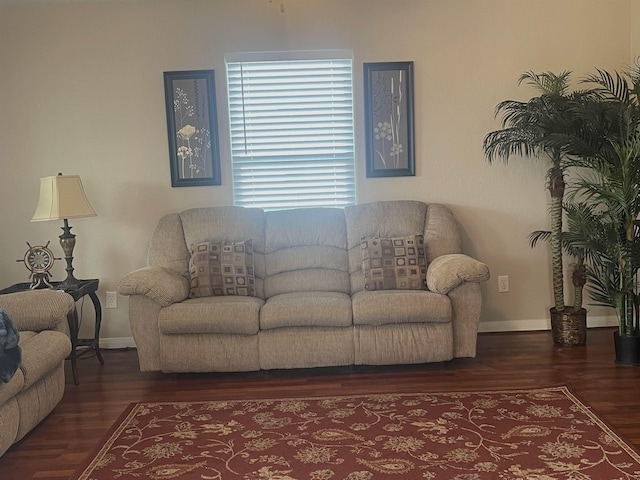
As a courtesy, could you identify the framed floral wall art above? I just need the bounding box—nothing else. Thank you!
[163,70,221,187]
[364,61,415,177]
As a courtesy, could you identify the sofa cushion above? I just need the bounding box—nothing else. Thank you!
[158,296,263,335]
[189,240,256,298]
[260,292,353,329]
[361,234,426,291]
[264,208,350,298]
[352,290,451,326]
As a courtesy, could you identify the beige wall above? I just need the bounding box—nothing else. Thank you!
[0,0,633,343]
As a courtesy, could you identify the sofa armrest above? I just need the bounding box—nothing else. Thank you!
[117,266,190,307]
[0,289,74,332]
[426,254,490,295]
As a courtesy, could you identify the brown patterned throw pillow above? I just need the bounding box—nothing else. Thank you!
[189,240,255,297]
[361,234,427,291]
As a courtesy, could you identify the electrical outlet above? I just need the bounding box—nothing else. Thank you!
[106,291,118,309]
[498,275,509,293]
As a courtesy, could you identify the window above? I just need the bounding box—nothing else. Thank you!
[225,51,355,210]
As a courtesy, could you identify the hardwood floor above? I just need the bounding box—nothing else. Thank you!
[1,327,640,479]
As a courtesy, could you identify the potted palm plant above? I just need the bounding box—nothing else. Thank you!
[561,67,640,364]
[483,72,588,345]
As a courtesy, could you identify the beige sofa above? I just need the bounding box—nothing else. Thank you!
[0,289,73,457]
[118,200,490,373]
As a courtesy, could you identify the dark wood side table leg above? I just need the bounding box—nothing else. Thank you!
[88,291,104,365]
[67,307,80,385]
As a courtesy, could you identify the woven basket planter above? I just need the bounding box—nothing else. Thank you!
[550,307,587,346]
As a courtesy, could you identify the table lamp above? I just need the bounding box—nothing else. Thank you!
[31,173,96,289]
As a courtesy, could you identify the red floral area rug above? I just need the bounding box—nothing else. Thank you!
[73,386,640,480]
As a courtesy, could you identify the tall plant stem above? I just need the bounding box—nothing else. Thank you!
[624,247,635,335]
[549,164,565,312]
[572,262,586,310]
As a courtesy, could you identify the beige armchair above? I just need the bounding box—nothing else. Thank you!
[0,289,73,457]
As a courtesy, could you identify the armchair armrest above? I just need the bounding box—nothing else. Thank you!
[117,266,190,307]
[426,254,490,295]
[0,289,74,332]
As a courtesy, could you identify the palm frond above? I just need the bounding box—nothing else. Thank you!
[482,128,544,164]
[518,71,572,96]
[528,230,551,248]
[581,68,631,104]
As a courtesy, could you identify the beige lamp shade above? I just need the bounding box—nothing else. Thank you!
[31,174,97,222]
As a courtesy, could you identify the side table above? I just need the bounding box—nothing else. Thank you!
[0,279,103,385]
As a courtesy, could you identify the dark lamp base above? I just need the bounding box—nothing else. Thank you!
[57,274,82,291]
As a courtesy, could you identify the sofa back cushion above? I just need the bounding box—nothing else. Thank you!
[147,201,462,299]
[148,206,266,299]
[263,208,350,298]
[345,200,462,294]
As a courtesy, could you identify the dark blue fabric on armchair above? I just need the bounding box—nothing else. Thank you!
[0,308,21,383]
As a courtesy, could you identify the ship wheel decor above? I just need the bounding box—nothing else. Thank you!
[17,241,60,289]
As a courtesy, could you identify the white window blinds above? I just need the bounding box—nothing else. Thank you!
[226,55,355,210]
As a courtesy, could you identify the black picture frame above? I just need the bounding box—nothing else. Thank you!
[163,70,221,187]
[364,61,415,177]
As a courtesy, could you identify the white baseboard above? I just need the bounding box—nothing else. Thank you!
[478,315,618,333]
[99,316,619,349]
[99,337,137,349]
